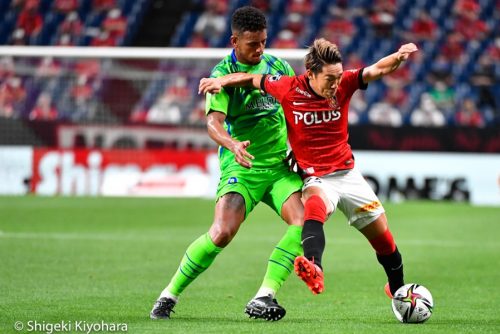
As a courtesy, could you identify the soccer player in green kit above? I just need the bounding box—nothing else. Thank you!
[150,6,303,321]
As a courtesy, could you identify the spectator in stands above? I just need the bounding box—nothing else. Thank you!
[344,52,366,70]
[10,0,26,11]
[327,0,365,20]
[455,98,484,127]
[0,76,26,118]
[410,93,446,127]
[383,64,413,88]
[92,0,116,13]
[187,32,209,48]
[36,57,62,78]
[286,0,313,15]
[102,7,127,41]
[319,10,355,49]
[470,53,498,120]
[367,94,403,127]
[58,11,83,39]
[283,12,305,35]
[348,91,367,125]
[250,0,270,14]
[23,0,39,9]
[407,10,437,42]
[271,29,299,49]
[56,33,75,46]
[147,76,192,124]
[453,0,480,19]
[193,0,228,45]
[427,54,453,85]
[486,35,500,61]
[146,91,182,124]
[129,106,148,123]
[187,98,207,126]
[0,57,15,81]
[70,75,93,119]
[29,93,59,120]
[385,86,409,109]
[165,76,192,105]
[54,0,79,15]
[16,1,43,39]
[90,29,116,46]
[74,59,100,79]
[374,0,397,15]
[369,3,395,38]
[440,32,466,64]
[454,8,489,42]
[429,80,456,118]
[9,29,28,45]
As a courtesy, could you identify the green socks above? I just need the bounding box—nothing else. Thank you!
[259,225,303,294]
[165,225,302,299]
[166,233,223,296]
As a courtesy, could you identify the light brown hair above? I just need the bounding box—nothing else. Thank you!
[304,38,343,74]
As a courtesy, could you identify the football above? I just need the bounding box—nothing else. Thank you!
[391,283,434,323]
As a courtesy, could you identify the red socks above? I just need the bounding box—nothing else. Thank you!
[304,195,327,223]
[369,228,396,255]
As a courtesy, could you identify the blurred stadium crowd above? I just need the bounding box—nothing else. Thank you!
[0,0,499,127]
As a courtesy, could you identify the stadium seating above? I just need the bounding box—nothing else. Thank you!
[0,0,498,126]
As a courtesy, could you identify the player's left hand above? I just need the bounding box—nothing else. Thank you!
[397,43,418,62]
[199,78,222,95]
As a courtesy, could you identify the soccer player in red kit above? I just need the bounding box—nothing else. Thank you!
[199,38,418,298]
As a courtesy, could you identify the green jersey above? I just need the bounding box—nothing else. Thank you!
[206,50,295,170]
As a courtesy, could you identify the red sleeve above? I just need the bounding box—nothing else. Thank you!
[260,74,295,103]
[341,68,368,96]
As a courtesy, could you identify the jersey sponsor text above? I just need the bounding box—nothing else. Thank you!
[292,110,341,125]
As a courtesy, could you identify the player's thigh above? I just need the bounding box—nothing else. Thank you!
[216,167,268,219]
[262,168,303,222]
[336,167,385,230]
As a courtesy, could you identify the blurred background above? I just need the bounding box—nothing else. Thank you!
[0,0,498,205]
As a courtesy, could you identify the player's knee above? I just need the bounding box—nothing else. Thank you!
[209,221,240,247]
[210,229,232,247]
[211,194,246,247]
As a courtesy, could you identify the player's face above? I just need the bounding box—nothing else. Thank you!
[308,63,343,99]
[231,30,267,65]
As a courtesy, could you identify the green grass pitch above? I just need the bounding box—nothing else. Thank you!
[0,197,499,333]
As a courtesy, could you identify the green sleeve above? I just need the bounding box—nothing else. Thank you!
[205,89,229,115]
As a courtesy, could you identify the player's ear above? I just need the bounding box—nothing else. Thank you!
[230,35,238,47]
[306,69,314,80]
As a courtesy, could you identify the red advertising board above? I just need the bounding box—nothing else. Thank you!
[32,149,218,196]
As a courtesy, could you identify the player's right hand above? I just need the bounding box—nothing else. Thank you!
[231,140,254,169]
[198,78,222,95]
[397,43,418,62]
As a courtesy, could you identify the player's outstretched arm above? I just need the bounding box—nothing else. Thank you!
[362,43,418,83]
[199,73,263,95]
[206,111,254,168]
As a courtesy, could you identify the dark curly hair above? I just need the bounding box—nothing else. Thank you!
[231,6,267,34]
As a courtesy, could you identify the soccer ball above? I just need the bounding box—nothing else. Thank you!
[391,283,433,323]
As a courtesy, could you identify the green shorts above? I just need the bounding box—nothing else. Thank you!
[216,165,303,218]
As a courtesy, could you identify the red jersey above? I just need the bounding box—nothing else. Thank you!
[261,68,367,177]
